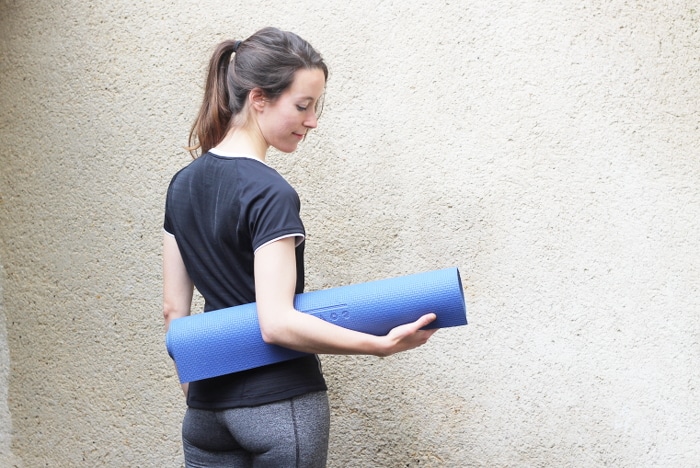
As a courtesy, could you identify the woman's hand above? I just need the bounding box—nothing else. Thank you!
[376,313,438,357]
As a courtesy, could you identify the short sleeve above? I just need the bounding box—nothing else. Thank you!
[163,205,174,236]
[163,168,185,237]
[248,183,305,252]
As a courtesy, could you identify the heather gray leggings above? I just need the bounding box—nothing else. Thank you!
[182,391,330,468]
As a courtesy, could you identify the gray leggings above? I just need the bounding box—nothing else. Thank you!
[182,391,330,468]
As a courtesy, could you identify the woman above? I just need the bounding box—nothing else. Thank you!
[163,27,437,467]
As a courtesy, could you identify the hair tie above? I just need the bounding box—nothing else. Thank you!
[233,40,242,53]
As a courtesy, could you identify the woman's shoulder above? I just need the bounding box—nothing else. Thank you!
[232,157,294,189]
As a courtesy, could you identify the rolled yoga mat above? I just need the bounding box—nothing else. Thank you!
[167,267,467,383]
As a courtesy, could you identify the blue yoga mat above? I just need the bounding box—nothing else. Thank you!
[167,267,467,383]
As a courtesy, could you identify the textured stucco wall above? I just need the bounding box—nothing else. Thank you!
[1,261,19,467]
[1,0,698,466]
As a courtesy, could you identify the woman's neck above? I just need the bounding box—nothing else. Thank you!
[214,124,268,162]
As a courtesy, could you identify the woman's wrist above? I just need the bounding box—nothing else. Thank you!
[369,335,392,358]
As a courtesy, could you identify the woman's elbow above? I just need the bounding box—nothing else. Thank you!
[259,323,282,345]
[163,302,189,330]
[258,316,290,346]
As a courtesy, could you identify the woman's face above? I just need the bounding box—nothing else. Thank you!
[257,68,326,153]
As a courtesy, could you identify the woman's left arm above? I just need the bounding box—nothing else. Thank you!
[162,233,194,331]
[162,232,194,397]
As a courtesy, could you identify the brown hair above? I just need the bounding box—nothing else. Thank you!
[187,27,329,157]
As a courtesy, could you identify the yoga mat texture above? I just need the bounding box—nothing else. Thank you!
[167,267,467,383]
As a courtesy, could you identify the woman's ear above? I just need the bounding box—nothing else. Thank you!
[249,88,267,112]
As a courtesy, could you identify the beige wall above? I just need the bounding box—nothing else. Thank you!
[1,0,698,466]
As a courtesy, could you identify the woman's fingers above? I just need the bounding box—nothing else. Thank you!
[415,312,437,329]
[382,312,439,356]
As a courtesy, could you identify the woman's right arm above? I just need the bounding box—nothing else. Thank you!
[254,237,438,357]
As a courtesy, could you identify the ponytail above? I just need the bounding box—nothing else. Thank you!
[187,40,238,158]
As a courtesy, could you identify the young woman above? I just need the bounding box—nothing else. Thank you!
[163,27,437,467]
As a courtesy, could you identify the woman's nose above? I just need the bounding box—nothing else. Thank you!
[304,112,318,129]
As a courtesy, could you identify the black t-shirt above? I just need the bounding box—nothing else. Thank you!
[164,151,326,409]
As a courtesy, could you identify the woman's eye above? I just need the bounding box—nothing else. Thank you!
[296,105,308,112]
